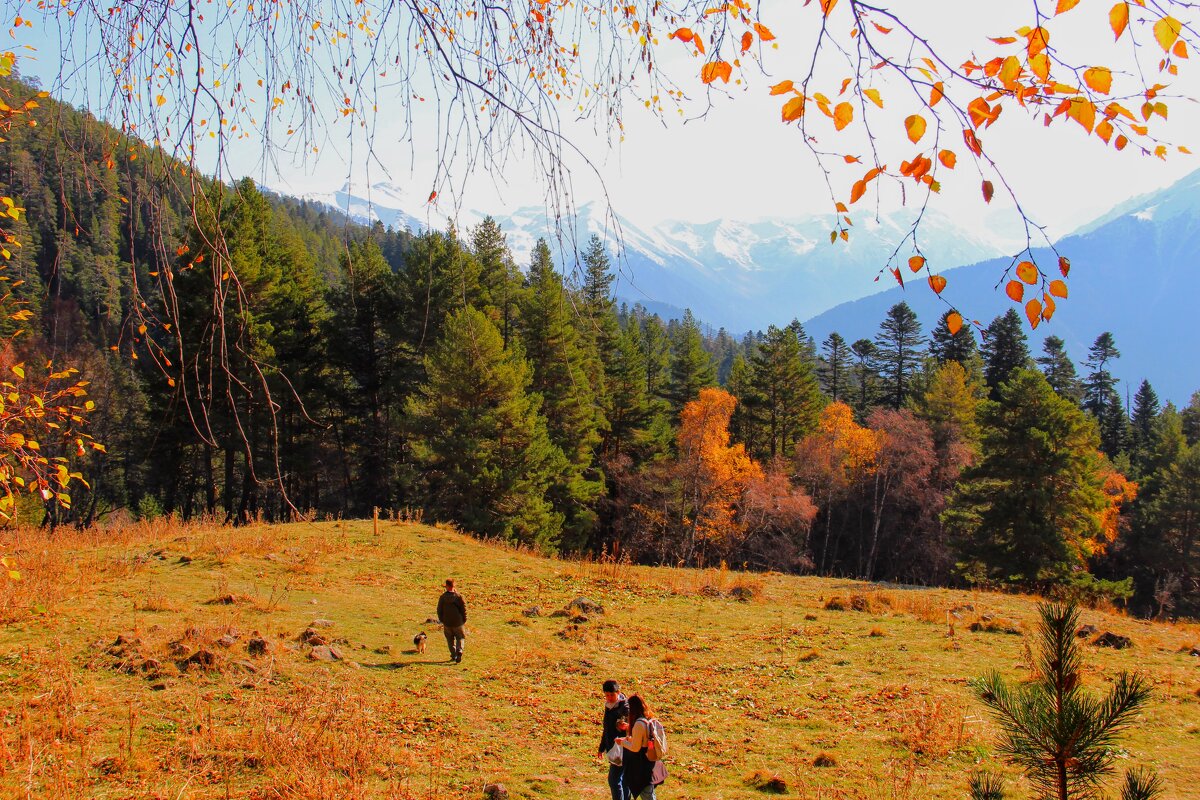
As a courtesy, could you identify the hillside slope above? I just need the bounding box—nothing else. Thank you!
[1,521,1196,799]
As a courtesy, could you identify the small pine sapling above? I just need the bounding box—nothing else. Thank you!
[969,602,1163,800]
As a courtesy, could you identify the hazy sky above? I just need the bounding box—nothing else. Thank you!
[16,0,1200,238]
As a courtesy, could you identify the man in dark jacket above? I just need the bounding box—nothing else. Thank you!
[598,679,630,800]
[436,578,467,663]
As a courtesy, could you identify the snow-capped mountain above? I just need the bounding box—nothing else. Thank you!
[295,180,1007,330]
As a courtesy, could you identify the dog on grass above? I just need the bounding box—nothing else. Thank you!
[413,632,427,654]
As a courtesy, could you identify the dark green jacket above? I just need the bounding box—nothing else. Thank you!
[437,590,467,627]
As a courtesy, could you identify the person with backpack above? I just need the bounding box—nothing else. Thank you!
[598,679,630,800]
[615,694,667,799]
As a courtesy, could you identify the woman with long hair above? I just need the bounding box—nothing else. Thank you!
[616,694,660,799]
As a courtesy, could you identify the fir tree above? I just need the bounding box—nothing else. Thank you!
[929,310,978,365]
[819,332,851,403]
[744,322,822,459]
[1130,380,1161,469]
[605,320,653,460]
[1038,335,1082,403]
[981,309,1031,398]
[407,306,565,549]
[470,216,522,348]
[873,301,925,410]
[850,338,879,419]
[666,309,717,413]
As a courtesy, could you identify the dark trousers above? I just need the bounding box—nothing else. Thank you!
[443,625,465,660]
[608,763,629,800]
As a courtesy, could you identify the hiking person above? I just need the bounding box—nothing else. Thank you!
[436,578,467,663]
[615,694,660,800]
[598,679,630,800]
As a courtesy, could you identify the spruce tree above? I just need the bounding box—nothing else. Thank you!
[929,309,978,365]
[981,309,1031,398]
[470,216,522,348]
[971,602,1162,800]
[744,323,822,459]
[666,309,717,413]
[1038,335,1082,403]
[407,306,565,549]
[605,320,653,459]
[850,338,879,419]
[873,301,926,410]
[1130,380,1161,471]
[519,238,604,545]
[819,332,850,402]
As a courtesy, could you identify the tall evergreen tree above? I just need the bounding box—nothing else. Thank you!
[850,338,879,419]
[406,306,564,549]
[1130,380,1161,469]
[519,238,604,545]
[981,309,1031,398]
[946,369,1110,586]
[1083,332,1128,458]
[744,323,822,460]
[605,320,653,459]
[470,217,522,348]
[666,309,717,413]
[873,301,925,410]
[929,310,978,365]
[819,332,851,402]
[1037,335,1082,403]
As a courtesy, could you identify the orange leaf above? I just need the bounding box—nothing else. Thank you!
[1083,67,1112,94]
[1027,26,1050,59]
[1056,0,1081,14]
[701,60,733,84]
[740,31,753,53]
[939,149,957,168]
[963,128,983,156]
[1025,298,1043,327]
[754,23,775,41]
[1059,256,1071,277]
[1110,3,1129,40]
[833,102,853,131]
[670,27,694,42]
[908,255,926,273]
[904,114,926,143]
[1042,294,1056,321]
[930,82,944,107]
[928,275,947,294]
[819,0,838,16]
[1154,16,1182,52]
[1006,280,1024,302]
[1096,120,1114,143]
[1016,260,1038,284]
[982,180,995,203]
[782,96,806,122]
[946,311,963,335]
[770,80,795,96]
[1066,97,1096,133]
[850,180,867,204]
[1115,134,1129,151]
[1173,40,1188,59]
[844,154,861,163]
[428,190,438,203]
[864,88,883,108]
[891,267,903,286]
[1049,279,1068,298]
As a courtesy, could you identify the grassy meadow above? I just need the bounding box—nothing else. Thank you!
[0,519,1197,799]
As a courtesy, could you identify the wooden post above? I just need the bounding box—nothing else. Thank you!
[373,506,379,537]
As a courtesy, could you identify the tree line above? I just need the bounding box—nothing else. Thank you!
[1,77,1197,618]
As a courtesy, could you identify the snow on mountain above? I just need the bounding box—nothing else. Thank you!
[291,180,1008,330]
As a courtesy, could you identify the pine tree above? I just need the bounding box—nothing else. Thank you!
[873,301,925,410]
[1181,391,1200,446]
[971,602,1162,800]
[819,332,851,402]
[470,216,522,348]
[666,309,717,413]
[605,320,653,460]
[406,306,565,549]
[1130,380,1161,470]
[929,310,977,365]
[981,309,1031,398]
[946,369,1110,586]
[1038,335,1082,403]
[1083,332,1128,458]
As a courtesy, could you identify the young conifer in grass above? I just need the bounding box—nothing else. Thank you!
[969,602,1163,800]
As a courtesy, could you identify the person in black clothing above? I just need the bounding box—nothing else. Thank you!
[597,679,630,800]
[616,694,658,800]
[436,578,467,663]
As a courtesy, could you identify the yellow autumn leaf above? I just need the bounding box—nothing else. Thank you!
[1016,260,1038,284]
[1154,16,1182,52]
[833,102,853,131]
[1049,279,1069,298]
[904,114,926,143]
[1083,67,1112,94]
[864,88,883,108]
[1110,2,1129,40]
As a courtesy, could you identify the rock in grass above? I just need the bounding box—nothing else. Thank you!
[309,645,342,662]
[247,636,271,657]
[567,597,604,615]
[812,752,837,768]
[1093,631,1133,649]
[483,783,509,800]
[1076,624,1099,638]
[310,619,335,628]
